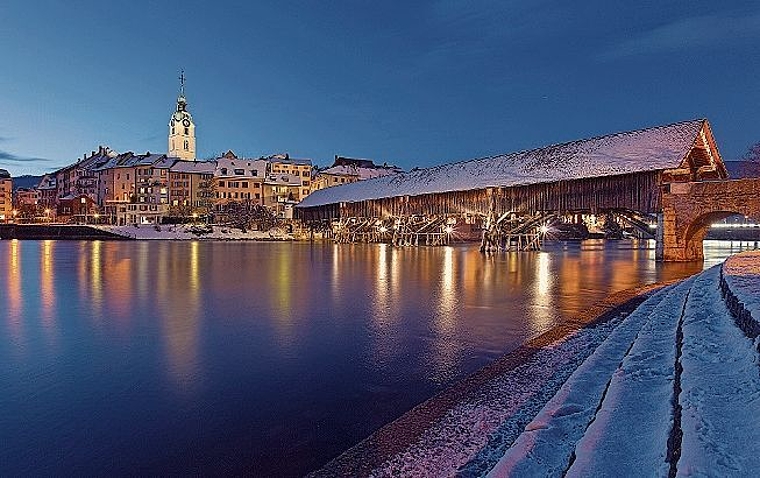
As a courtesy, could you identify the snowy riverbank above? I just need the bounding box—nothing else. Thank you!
[93,224,297,241]
[312,251,760,477]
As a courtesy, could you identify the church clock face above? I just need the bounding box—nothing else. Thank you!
[182,119,191,127]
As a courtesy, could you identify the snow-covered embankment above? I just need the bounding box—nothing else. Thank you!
[490,250,760,477]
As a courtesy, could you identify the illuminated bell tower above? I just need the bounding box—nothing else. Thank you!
[168,70,196,160]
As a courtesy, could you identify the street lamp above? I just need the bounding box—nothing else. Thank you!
[11,209,17,223]
[44,209,51,223]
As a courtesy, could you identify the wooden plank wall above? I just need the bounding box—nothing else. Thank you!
[296,171,663,222]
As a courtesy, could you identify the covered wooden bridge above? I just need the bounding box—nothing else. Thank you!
[297,119,756,261]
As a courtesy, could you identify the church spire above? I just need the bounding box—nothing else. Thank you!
[169,69,196,160]
[179,69,186,97]
[176,69,187,112]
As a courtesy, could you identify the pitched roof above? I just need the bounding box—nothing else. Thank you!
[298,119,713,208]
[320,164,402,180]
[170,160,217,174]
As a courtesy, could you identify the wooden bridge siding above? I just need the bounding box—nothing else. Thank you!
[297,171,663,221]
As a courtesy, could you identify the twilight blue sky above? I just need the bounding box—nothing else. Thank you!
[1,1,759,175]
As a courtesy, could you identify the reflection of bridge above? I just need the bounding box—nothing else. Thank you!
[297,119,759,261]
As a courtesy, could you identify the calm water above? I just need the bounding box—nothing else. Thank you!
[0,239,754,476]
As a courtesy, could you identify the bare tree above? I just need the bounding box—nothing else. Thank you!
[741,142,760,177]
[196,176,217,220]
[222,200,280,232]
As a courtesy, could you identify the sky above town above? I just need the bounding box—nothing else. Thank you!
[1,1,759,175]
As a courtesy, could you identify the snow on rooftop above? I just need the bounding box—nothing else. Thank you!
[170,160,216,174]
[320,164,402,180]
[299,119,705,208]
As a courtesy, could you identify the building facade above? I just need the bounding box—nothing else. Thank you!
[168,160,216,215]
[0,169,12,222]
[312,156,402,192]
[215,152,267,207]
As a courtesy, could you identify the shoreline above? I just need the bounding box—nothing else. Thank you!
[0,223,302,241]
[308,279,683,476]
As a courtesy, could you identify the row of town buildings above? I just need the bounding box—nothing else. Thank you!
[4,75,401,225]
[8,149,400,225]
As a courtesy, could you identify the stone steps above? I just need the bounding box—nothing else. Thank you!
[490,260,760,477]
[487,284,672,477]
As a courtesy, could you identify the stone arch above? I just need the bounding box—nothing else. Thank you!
[682,210,756,261]
[658,179,760,261]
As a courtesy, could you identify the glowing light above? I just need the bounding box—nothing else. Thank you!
[379,226,388,233]
[711,223,758,228]
[539,225,549,234]
[445,226,454,234]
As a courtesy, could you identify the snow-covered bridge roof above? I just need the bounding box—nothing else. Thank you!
[298,119,714,208]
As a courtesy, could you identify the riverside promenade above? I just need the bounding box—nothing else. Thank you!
[313,251,760,477]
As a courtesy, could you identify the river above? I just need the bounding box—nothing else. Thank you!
[0,239,755,476]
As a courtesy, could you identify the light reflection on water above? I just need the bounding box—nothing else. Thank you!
[0,239,755,476]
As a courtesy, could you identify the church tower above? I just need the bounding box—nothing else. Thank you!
[168,70,196,160]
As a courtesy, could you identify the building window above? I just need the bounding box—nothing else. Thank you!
[171,127,175,134]
[184,127,189,135]
[241,182,248,188]
[184,140,189,150]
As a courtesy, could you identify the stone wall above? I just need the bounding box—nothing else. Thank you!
[658,179,760,261]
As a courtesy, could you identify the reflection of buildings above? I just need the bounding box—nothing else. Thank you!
[5,240,23,343]
[40,241,56,332]
[157,242,202,389]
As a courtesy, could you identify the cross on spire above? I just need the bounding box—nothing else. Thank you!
[179,69,186,97]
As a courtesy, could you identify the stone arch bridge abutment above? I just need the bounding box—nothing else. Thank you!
[657,179,760,261]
